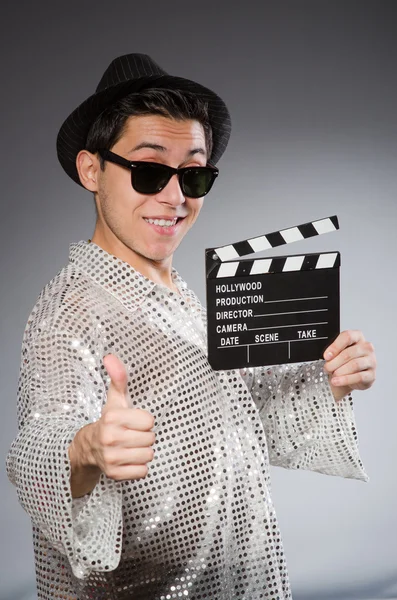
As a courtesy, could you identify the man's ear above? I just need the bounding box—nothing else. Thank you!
[76,150,100,191]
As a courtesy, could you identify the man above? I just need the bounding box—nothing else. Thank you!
[6,54,376,600]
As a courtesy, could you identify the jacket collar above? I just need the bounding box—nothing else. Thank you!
[68,240,189,311]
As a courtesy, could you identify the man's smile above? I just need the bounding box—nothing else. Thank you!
[143,215,186,235]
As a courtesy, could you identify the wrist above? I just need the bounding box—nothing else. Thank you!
[69,423,98,470]
[68,423,101,499]
[329,377,350,402]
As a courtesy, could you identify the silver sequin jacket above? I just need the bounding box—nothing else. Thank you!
[6,240,368,600]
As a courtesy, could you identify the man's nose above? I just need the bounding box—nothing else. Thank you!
[157,173,185,206]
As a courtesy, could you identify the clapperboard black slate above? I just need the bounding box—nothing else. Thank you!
[206,216,340,370]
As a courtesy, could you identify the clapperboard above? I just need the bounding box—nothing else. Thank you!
[206,216,340,370]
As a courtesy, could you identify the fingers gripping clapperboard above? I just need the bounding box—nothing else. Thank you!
[205,216,340,370]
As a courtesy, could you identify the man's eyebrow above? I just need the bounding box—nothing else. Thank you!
[126,142,206,157]
[127,143,166,154]
[188,147,206,157]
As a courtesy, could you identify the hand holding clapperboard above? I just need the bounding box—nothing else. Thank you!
[206,216,340,370]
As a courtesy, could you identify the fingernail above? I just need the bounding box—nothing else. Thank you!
[325,352,333,360]
[332,377,340,385]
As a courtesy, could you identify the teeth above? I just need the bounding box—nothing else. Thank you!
[144,218,178,227]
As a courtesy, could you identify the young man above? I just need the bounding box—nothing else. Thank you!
[6,54,376,600]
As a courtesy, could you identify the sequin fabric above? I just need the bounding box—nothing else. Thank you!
[6,240,368,600]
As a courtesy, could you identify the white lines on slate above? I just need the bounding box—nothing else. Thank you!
[264,296,328,303]
[217,337,329,349]
[248,321,328,332]
[254,309,328,317]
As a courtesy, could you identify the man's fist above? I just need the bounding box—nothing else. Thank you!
[88,354,156,481]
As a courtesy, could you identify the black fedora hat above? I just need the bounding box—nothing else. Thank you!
[56,53,232,186]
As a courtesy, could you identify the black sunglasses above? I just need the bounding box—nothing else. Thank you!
[98,149,219,198]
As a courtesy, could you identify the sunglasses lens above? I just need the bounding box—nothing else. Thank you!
[130,163,217,197]
[182,168,215,198]
[133,164,171,194]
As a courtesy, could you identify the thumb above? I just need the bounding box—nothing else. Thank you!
[103,353,129,410]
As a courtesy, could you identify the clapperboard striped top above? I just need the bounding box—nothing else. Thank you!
[209,216,340,278]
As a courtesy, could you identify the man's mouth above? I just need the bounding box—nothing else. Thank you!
[143,217,183,228]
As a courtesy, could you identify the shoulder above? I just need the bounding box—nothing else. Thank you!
[23,263,106,343]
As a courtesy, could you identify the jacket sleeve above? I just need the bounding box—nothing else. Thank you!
[6,326,123,579]
[240,359,368,481]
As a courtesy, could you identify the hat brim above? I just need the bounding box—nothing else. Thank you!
[56,74,231,186]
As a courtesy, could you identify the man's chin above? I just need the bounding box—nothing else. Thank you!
[125,237,183,266]
[139,247,177,264]
[146,242,182,262]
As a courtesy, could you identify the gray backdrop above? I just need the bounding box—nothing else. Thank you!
[1,1,396,599]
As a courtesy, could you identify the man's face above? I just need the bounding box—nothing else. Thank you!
[94,114,208,268]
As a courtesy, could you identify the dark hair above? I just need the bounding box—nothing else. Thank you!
[85,88,213,168]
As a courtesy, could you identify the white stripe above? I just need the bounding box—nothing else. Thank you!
[250,259,272,274]
[214,245,240,261]
[316,253,338,269]
[217,336,328,349]
[217,262,239,278]
[283,255,305,271]
[312,218,336,235]
[247,235,272,253]
[280,227,304,244]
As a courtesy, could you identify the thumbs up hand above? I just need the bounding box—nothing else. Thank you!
[88,354,156,481]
